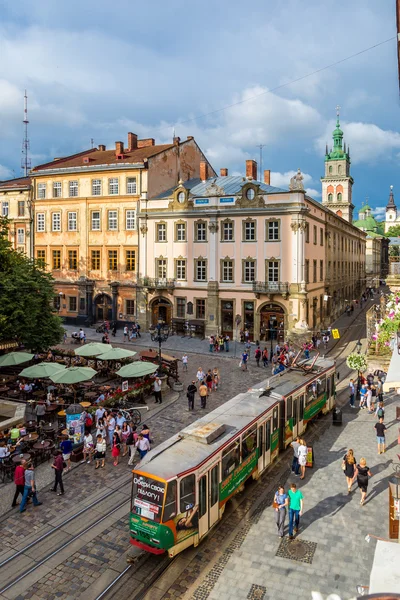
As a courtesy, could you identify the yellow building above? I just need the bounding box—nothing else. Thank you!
[0,177,33,257]
[31,133,213,325]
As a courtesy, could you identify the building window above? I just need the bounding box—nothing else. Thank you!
[320,228,324,246]
[68,250,78,270]
[267,260,279,282]
[243,260,256,283]
[320,260,324,281]
[329,165,332,174]
[156,258,167,279]
[36,249,46,267]
[305,223,310,243]
[53,182,62,198]
[196,299,206,319]
[313,260,317,283]
[108,178,119,195]
[36,213,45,232]
[69,181,78,197]
[68,212,77,231]
[337,192,342,202]
[126,250,136,271]
[92,179,101,196]
[175,259,187,281]
[175,222,186,242]
[52,212,61,232]
[176,297,186,318]
[305,259,309,283]
[69,296,77,312]
[79,297,86,311]
[243,220,256,241]
[91,211,101,230]
[2,201,9,216]
[156,223,167,242]
[195,259,207,281]
[267,220,279,241]
[126,210,135,230]
[52,250,61,270]
[313,225,317,245]
[195,221,207,242]
[126,177,137,194]
[328,261,331,278]
[91,250,101,270]
[126,300,135,316]
[18,201,25,217]
[333,261,336,278]
[108,210,118,230]
[38,183,46,199]
[221,259,233,283]
[222,220,234,241]
[328,193,333,202]
[108,250,118,271]
[17,228,25,244]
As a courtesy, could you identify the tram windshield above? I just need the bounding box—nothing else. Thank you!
[131,474,166,522]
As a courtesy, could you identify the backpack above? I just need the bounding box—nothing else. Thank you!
[86,415,93,427]
[377,408,384,419]
[126,431,134,445]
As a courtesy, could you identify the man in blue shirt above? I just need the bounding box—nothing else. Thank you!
[241,351,248,371]
[116,412,126,428]
[60,436,73,472]
[274,485,288,537]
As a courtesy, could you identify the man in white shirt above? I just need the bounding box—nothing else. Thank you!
[182,354,188,372]
[108,415,116,446]
[79,329,85,345]
[135,434,150,459]
[154,377,162,404]
[95,406,105,425]
[82,432,94,463]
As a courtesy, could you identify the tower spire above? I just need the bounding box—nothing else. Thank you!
[387,184,396,208]
[21,90,31,177]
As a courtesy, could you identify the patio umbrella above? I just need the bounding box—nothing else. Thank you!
[97,348,137,361]
[0,351,34,367]
[20,362,66,378]
[75,343,113,357]
[116,362,157,378]
[49,366,97,385]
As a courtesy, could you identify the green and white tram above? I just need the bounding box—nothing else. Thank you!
[130,357,335,557]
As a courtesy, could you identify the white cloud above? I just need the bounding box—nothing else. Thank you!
[305,188,321,198]
[0,164,14,180]
[371,206,386,220]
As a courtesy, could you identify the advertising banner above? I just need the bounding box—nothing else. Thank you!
[219,449,258,503]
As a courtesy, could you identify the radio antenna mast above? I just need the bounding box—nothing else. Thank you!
[257,144,266,180]
[21,90,31,177]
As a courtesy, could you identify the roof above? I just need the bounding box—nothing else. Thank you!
[358,204,371,213]
[0,177,31,190]
[154,175,287,199]
[353,215,385,236]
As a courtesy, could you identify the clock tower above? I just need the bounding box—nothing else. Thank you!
[321,107,354,223]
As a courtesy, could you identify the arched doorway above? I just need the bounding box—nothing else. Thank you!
[259,303,285,343]
[94,293,112,322]
[150,297,172,326]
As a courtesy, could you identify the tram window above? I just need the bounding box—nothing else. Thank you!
[293,399,297,426]
[257,425,264,454]
[180,474,196,512]
[286,396,292,420]
[211,465,219,506]
[241,425,257,460]
[265,420,271,451]
[163,480,177,522]
[199,476,207,518]
[299,395,304,421]
[272,407,279,431]
[222,441,240,479]
[306,382,317,404]
[317,377,326,395]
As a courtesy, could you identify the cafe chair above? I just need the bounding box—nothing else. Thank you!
[0,459,15,484]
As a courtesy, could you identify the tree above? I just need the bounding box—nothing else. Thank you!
[0,217,63,351]
[346,353,368,373]
[385,224,400,237]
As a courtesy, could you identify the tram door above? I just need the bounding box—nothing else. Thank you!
[292,396,304,438]
[257,423,265,473]
[298,395,304,436]
[264,418,271,466]
[198,464,219,539]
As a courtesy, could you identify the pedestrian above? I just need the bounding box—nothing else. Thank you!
[182,354,188,372]
[95,405,105,425]
[111,431,121,466]
[111,322,117,337]
[262,347,269,367]
[349,379,355,408]
[241,351,248,371]
[342,448,356,494]
[298,439,307,480]
[288,483,304,539]
[212,368,219,391]
[79,328,85,344]
[34,401,46,424]
[199,381,208,409]
[82,430,94,464]
[135,433,150,459]
[322,334,329,350]
[60,435,73,472]
[123,325,128,340]
[94,434,107,468]
[196,367,205,385]
[209,336,214,353]
[366,386,373,413]
[63,330,67,344]
[19,463,42,513]
[274,485,288,538]
[141,424,151,442]
[11,458,26,508]
[219,337,224,352]
[376,378,384,404]
[353,458,372,505]
[291,437,300,476]
[375,401,385,420]
[224,334,230,352]
[255,346,261,367]
[359,384,367,409]
[374,417,387,454]
[50,450,65,496]
[187,380,197,411]
[107,412,116,446]
[136,322,141,338]
[153,376,162,404]
[206,370,213,394]
[127,426,138,465]
[116,411,126,428]
[121,421,131,456]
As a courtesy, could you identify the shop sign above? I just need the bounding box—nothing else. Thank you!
[195,198,209,205]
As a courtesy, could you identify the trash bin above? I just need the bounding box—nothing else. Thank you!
[332,407,343,426]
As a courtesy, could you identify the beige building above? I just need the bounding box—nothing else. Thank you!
[31,133,214,324]
[0,176,33,257]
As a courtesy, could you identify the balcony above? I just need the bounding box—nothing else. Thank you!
[252,281,289,297]
[138,277,176,290]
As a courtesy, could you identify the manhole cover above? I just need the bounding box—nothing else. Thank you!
[247,584,267,600]
[276,537,317,564]
[286,540,309,559]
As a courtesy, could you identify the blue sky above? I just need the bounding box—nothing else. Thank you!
[0,0,398,219]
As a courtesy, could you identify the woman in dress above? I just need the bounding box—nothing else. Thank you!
[111,431,121,466]
[353,458,372,505]
[94,434,106,469]
[121,420,131,456]
[141,424,151,443]
[298,439,307,480]
[96,418,107,440]
[342,448,356,494]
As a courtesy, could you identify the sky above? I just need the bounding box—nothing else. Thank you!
[0,0,398,220]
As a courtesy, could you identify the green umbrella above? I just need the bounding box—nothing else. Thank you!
[97,347,137,361]
[75,343,113,357]
[0,351,34,367]
[116,362,157,378]
[20,362,66,378]
[49,366,97,384]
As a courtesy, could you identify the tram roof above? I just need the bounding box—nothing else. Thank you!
[136,357,335,480]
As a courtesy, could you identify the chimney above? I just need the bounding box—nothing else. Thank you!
[173,136,181,146]
[264,169,271,185]
[220,168,228,177]
[246,160,257,180]
[137,138,155,148]
[115,141,124,155]
[187,136,194,140]
[200,161,208,182]
[127,132,137,150]
[98,144,106,151]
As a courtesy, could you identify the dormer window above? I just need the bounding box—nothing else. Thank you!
[246,188,255,200]
[177,191,186,203]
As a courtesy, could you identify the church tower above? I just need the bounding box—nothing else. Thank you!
[321,107,354,223]
[384,185,397,233]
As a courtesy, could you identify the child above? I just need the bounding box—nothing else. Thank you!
[111,431,121,466]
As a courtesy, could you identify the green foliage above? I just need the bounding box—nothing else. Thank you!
[0,217,63,351]
[346,352,368,373]
[385,225,400,238]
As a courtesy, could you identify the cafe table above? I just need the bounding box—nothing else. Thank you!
[33,390,46,397]
[33,441,52,450]
[0,386,10,393]
[84,392,97,400]
[12,453,31,464]
[22,433,39,443]
[79,401,91,408]
[57,409,66,417]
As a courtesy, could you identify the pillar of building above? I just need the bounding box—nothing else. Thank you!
[86,281,95,325]
[110,282,119,323]
[205,281,219,337]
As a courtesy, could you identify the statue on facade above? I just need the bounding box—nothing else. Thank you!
[289,168,305,192]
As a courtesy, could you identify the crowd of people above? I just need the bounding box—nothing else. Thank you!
[184,365,221,411]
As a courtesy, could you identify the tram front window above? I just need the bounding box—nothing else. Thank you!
[131,474,166,522]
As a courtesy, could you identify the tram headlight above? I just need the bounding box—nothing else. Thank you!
[151,538,160,544]
[131,529,138,535]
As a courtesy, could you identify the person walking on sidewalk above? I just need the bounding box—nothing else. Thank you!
[262,348,269,367]
[375,401,385,420]
[127,426,138,465]
[349,379,355,408]
[153,376,162,404]
[291,437,300,476]
[255,346,261,367]
[241,351,248,371]
[353,458,372,506]
[135,434,150,460]
[182,354,188,372]
[187,381,197,411]
[374,417,387,454]
[19,463,42,513]
[359,384,367,409]
[94,434,107,469]
[342,449,356,494]
[288,483,304,539]
[274,485,289,538]
[298,439,308,480]
[199,382,208,409]
[50,450,64,496]
[366,386,373,414]
[11,458,26,507]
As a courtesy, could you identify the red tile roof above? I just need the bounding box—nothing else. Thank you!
[0,176,31,190]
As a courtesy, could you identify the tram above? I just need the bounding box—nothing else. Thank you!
[130,357,336,557]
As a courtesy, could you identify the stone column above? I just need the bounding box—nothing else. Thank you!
[86,281,94,325]
[290,217,306,285]
[110,282,119,323]
[208,220,219,282]
[205,281,219,337]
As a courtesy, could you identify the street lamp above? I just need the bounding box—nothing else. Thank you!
[269,319,274,358]
[356,340,362,354]
[150,319,170,368]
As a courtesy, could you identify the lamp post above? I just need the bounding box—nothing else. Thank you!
[356,340,362,354]
[150,319,170,368]
[389,464,400,543]
[269,319,274,358]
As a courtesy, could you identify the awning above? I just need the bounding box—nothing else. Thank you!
[383,349,400,392]
[369,540,400,594]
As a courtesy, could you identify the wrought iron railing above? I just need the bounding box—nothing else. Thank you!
[138,277,176,289]
[252,281,289,294]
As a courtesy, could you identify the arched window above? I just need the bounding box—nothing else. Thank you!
[337,193,342,202]
[328,166,333,174]
[328,193,333,202]
[338,164,342,174]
